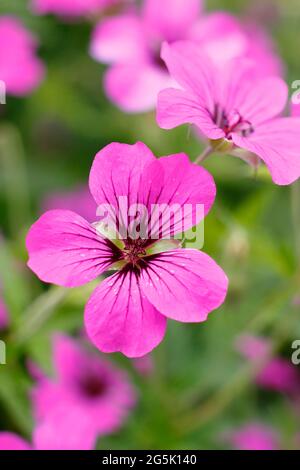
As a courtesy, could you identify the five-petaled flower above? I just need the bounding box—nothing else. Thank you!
[31,335,136,439]
[157,41,300,185]
[26,142,228,357]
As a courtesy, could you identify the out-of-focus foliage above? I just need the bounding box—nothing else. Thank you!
[0,0,300,449]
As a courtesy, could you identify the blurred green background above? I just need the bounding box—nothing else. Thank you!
[0,0,300,450]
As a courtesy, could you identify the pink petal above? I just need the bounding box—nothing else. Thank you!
[143,0,202,42]
[90,15,147,64]
[32,0,117,17]
[33,406,97,450]
[189,12,283,77]
[257,358,300,394]
[140,153,216,238]
[26,210,118,287]
[160,41,217,111]
[89,141,155,211]
[229,424,279,451]
[292,103,300,117]
[140,249,228,322]
[84,271,167,357]
[0,16,45,96]
[233,118,300,185]
[157,87,224,139]
[0,432,32,450]
[0,296,9,330]
[104,62,172,113]
[225,75,288,126]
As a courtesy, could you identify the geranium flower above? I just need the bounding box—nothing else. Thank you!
[0,407,97,450]
[157,41,300,185]
[26,142,228,357]
[236,334,300,395]
[31,334,136,436]
[31,0,125,18]
[227,423,279,451]
[90,3,281,113]
[0,16,44,96]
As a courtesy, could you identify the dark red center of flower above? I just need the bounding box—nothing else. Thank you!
[213,104,254,139]
[122,239,147,267]
[79,375,107,399]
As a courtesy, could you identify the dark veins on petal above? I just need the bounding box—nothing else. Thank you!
[212,103,254,139]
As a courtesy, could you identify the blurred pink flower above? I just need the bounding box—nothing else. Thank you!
[237,334,300,395]
[42,186,97,223]
[31,334,136,438]
[90,0,202,112]
[31,0,124,18]
[0,16,44,96]
[157,41,300,185]
[26,142,228,357]
[188,12,282,77]
[90,4,281,113]
[0,296,8,330]
[0,407,97,450]
[228,423,279,450]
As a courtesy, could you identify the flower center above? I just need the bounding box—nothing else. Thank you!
[123,239,147,267]
[213,104,254,139]
[79,374,107,399]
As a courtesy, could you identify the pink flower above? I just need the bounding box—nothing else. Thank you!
[89,0,202,112]
[31,334,136,438]
[237,335,300,395]
[31,0,124,18]
[26,142,228,357]
[42,186,97,223]
[90,4,281,113]
[0,16,44,96]
[157,41,300,185]
[228,423,279,450]
[0,407,97,450]
[188,12,282,77]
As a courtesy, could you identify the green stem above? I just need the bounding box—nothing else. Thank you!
[194,146,213,164]
[11,286,68,346]
[0,124,31,235]
[291,180,300,263]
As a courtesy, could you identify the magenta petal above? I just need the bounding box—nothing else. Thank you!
[227,76,288,126]
[90,15,147,64]
[140,249,228,322]
[161,41,217,110]
[26,210,116,287]
[84,271,167,358]
[157,87,224,139]
[0,432,31,450]
[141,153,216,237]
[104,62,172,113]
[33,406,97,450]
[233,118,300,185]
[89,141,155,209]
[143,0,202,42]
[0,17,45,96]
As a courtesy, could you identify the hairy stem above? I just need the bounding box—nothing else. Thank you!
[194,146,213,164]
